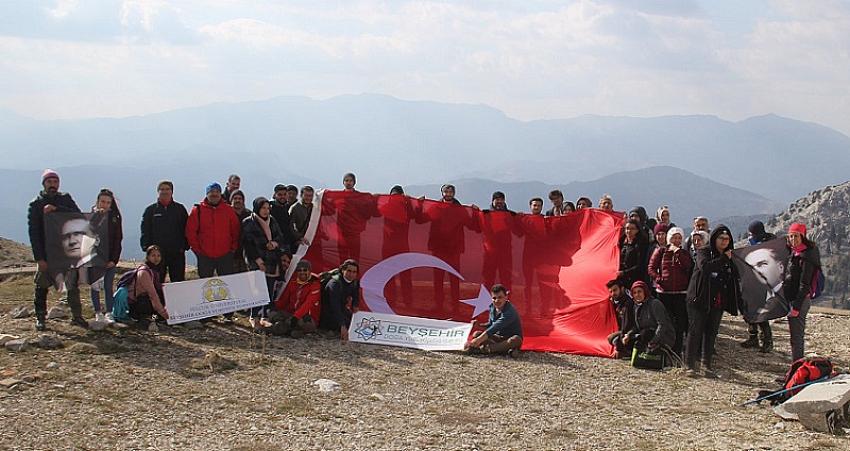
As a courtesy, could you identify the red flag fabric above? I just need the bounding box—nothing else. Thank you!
[292,190,624,357]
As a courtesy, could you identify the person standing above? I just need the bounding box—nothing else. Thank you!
[140,180,189,282]
[270,184,295,252]
[618,219,645,289]
[289,185,314,253]
[783,223,821,362]
[685,225,741,378]
[241,197,284,324]
[648,226,692,355]
[740,220,778,352]
[223,174,241,203]
[230,190,251,273]
[28,169,84,330]
[185,183,241,279]
[546,190,570,216]
[89,189,123,324]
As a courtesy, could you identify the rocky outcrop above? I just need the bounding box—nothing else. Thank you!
[767,180,850,306]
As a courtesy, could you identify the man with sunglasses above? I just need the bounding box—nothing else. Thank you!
[465,284,523,357]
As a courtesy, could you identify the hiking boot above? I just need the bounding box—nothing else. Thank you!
[95,312,106,323]
[507,348,521,359]
[703,364,719,379]
[35,317,47,331]
[71,317,89,329]
[759,340,773,354]
[740,336,759,349]
[104,312,115,324]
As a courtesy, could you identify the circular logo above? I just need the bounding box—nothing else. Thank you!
[201,278,231,302]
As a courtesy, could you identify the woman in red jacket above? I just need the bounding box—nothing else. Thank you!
[648,226,692,356]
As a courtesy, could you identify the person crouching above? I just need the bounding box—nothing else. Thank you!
[465,284,523,357]
[621,281,675,361]
[268,259,321,338]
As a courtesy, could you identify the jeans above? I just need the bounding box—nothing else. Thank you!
[91,266,116,313]
[789,297,811,361]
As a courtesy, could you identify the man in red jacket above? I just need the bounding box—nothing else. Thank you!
[273,259,321,337]
[185,182,240,279]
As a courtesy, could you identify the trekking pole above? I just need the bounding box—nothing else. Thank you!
[740,376,831,407]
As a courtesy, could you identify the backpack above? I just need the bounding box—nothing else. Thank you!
[779,357,835,401]
[112,267,154,321]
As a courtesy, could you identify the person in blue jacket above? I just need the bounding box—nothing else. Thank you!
[465,284,523,357]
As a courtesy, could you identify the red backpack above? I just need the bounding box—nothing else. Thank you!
[782,357,835,399]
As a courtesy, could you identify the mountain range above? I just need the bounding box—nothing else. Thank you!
[2,94,849,202]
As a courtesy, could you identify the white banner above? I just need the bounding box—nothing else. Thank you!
[164,271,270,325]
[348,311,473,351]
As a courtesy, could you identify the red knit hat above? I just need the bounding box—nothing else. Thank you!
[41,169,59,185]
[788,223,807,236]
[653,223,669,235]
[631,280,649,295]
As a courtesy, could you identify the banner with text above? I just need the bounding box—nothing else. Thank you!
[164,270,270,325]
[348,311,473,351]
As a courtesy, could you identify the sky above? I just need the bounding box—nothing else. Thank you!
[1,0,849,135]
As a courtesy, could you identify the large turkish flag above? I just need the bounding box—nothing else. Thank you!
[291,190,624,357]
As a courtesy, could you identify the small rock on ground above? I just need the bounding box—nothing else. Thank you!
[313,379,341,393]
[4,339,28,352]
[10,306,31,319]
[46,307,68,320]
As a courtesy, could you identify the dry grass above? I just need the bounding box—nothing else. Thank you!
[1,275,849,451]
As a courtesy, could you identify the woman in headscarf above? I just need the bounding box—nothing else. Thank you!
[685,225,741,378]
[783,223,821,362]
[242,197,285,326]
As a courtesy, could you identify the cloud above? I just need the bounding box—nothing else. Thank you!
[0,0,848,136]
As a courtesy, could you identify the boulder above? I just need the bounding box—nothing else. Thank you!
[88,320,109,332]
[4,339,28,352]
[46,307,68,320]
[0,378,23,389]
[313,379,341,393]
[33,335,63,350]
[0,334,21,346]
[783,375,850,433]
[10,306,31,319]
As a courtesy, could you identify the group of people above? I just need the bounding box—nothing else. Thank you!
[608,208,821,377]
[27,169,818,367]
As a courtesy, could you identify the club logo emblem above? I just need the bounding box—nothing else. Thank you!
[354,317,383,341]
[201,278,231,302]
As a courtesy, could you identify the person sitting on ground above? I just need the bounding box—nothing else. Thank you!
[126,245,169,329]
[321,259,360,340]
[598,194,614,212]
[465,284,523,357]
[619,281,675,358]
[269,259,321,337]
[606,279,635,358]
[241,196,285,326]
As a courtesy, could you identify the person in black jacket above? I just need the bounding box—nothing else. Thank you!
[606,279,635,358]
[740,220,778,352]
[269,184,294,251]
[88,189,123,323]
[28,169,84,330]
[140,180,188,282]
[242,197,285,304]
[618,219,645,289]
[784,223,821,362]
[321,259,360,340]
[621,281,675,356]
[230,190,251,273]
[685,225,741,378]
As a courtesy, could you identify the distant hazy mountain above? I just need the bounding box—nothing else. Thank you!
[404,166,781,228]
[0,164,318,259]
[2,94,849,202]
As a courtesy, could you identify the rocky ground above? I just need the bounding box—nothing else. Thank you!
[1,275,849,451]
[0,238,33,269]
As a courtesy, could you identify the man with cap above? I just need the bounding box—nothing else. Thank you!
[141,180,189,282]
[740,220,778,352]
[185,182,241,284]
[28,169,85,330]
[465,284,523,357]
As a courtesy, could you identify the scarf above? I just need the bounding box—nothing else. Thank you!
[792,242,808,256]
[253,213,273,242]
